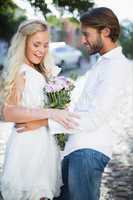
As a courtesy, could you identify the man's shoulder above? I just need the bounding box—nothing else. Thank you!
[106,54,131,68]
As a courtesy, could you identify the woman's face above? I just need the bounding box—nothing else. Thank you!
[25,31,49,66]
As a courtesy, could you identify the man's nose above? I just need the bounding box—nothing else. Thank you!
[81,35,87,45]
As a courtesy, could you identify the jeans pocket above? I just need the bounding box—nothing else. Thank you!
[101,154,110,168]
[94,153,110,172]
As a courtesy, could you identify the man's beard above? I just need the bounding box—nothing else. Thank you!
[87,36,103,55]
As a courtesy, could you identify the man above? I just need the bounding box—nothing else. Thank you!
[7,7,133,200]
[52,7,133,200]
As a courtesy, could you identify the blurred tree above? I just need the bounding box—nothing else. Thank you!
[0,0,15,11]
[119,22,133,59]
[28,0,51,15]
[68,17,80,26]
[27,0,94,17]
[0,0,26,42]
[46,15,61,27]
[54,0,94,15]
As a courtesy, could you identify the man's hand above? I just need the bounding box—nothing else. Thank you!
[16,119,48,133]
[49,109,80,129]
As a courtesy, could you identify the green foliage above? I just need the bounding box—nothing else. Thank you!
[27,0,94,17]
[28,0,51,15]
[68,17,80,26]
[119,22,133,59]
[46,15,61,27]
[53,0,94,14]
[0,0,26,41]
[0,0,16,12]
[0,13,26,41]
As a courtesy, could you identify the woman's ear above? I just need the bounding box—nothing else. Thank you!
[102,27,111,37]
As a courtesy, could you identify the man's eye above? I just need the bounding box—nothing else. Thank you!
[82,32,89,37]
[84,33,89,37]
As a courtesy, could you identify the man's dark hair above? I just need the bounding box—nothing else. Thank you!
[80,7,120,42]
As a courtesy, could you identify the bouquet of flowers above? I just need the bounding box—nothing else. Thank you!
[44,76,75,150]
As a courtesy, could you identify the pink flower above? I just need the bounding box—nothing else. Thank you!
[45,76,74,93]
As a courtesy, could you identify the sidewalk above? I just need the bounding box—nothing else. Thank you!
[100,131,133,200]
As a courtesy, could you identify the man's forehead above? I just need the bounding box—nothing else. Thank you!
[81,26,96,33]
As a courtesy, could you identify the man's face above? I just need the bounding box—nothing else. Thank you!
[81,25,104,55]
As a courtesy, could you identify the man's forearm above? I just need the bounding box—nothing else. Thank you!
[16,119,48,132]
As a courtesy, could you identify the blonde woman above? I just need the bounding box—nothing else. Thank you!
[0,20,78,200]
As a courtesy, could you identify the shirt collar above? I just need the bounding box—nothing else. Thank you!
[99,46,123,61]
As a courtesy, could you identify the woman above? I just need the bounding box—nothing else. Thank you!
[0,19,78,200]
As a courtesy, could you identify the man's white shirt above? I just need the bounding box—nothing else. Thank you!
[49,47,133,158]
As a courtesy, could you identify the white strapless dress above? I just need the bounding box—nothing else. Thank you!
[0,64,62,200]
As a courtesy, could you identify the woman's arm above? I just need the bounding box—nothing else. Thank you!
[3,104,51,123]
[3,105,79,129]
[4,73,79,129]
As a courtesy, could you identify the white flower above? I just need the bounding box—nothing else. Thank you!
[44,53,61,78]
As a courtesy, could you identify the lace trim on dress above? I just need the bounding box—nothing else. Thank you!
[1,183,54,200]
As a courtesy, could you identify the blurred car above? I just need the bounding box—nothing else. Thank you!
[50,42,83,70]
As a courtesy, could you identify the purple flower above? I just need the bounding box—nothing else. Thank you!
[45,76,74,93]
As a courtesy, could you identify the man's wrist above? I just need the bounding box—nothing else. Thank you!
[46,108,54,119]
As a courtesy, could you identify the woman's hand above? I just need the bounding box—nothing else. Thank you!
[16,119,48,133]
[49,109,80,129]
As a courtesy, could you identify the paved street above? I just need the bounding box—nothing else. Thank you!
[100,131,133,200]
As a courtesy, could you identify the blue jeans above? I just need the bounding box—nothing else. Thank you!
[54,148,110,200]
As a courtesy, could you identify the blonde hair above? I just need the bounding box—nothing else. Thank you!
[3,19,59,101]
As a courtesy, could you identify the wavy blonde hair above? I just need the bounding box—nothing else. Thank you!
[2,19,60,102]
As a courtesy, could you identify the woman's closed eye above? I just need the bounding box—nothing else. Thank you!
[33,42,49,49]
[33,43,40,48]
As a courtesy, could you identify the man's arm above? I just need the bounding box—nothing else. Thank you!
[16,119,48,132]
[48,62,128,134]
[73,62,128,133]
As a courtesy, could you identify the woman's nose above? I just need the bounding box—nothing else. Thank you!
[38,47,46,55]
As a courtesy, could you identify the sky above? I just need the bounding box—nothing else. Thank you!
[13,0,133,23]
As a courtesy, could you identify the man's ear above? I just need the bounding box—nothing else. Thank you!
[102,27,111,37]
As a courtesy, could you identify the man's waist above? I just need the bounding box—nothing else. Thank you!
[63,130,115,157]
